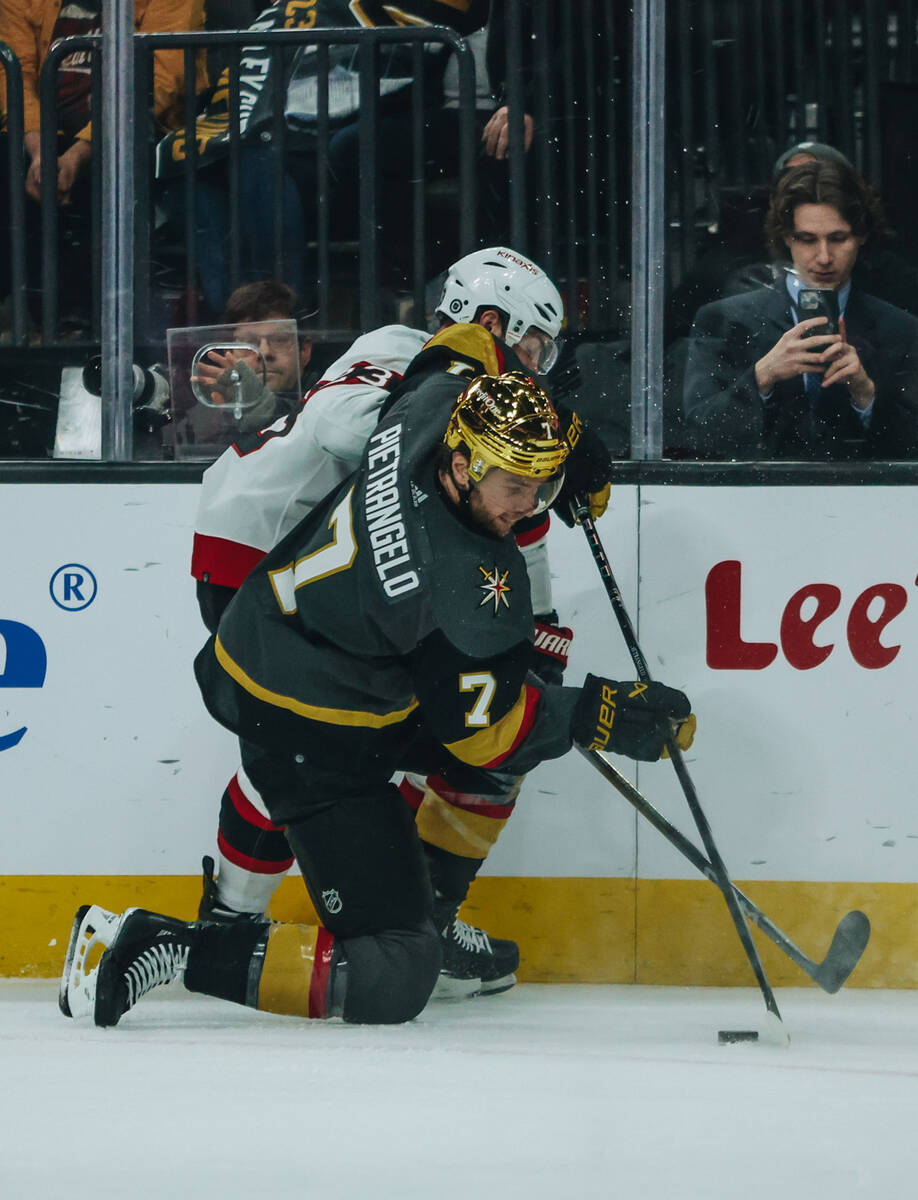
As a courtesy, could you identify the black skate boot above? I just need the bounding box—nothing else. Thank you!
[430,898,520,1001]
[198,855,270,925]
[93,909,194,1027]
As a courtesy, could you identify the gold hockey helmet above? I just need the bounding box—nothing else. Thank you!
[444,372,569,484]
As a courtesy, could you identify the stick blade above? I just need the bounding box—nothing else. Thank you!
[814,910,871,994]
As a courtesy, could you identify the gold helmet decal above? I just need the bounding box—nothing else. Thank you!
[444,372,569,482]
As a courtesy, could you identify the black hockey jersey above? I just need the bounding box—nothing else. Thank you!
[195,326,579,784]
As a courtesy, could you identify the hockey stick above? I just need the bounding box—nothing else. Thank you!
[573,497,786,1035]
[580,745,870,993]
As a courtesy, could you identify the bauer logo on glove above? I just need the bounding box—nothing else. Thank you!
[572,674,695,763]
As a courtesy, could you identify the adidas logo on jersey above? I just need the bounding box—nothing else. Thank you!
[410,481,429,507]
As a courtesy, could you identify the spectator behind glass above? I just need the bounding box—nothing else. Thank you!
[154,1,489,319]
[667,142,857,343]
[326,4,542,284]
[0,1,205,336]
[190,278,315,433]
[682,159,918,460]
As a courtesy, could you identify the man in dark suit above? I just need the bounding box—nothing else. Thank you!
[683,160,918,460]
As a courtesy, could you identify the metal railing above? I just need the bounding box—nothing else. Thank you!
[3,2,918,463]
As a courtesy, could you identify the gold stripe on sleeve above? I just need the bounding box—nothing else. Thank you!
[256,923,320,1017]
[416,789,511,858]
[215,636,419,728]
[444,687,528,767]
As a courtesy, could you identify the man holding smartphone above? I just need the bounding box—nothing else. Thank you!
[683,160,918,459]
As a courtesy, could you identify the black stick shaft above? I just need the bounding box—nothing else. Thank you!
[574,498,783,1023]
[579,745,855,991]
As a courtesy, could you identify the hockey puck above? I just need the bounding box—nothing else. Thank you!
[717,1029,759,1044]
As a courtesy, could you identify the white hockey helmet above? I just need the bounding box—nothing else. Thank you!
[435,246,564,370]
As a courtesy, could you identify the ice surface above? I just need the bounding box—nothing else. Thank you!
[2,981,917,1198]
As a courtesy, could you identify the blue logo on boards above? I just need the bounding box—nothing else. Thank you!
[0,620,48,752]
[2,562,97,752]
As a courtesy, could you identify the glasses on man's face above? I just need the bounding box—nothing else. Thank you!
[233,329,297,352]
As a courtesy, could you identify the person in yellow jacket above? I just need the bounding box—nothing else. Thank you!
[0,1,205,327]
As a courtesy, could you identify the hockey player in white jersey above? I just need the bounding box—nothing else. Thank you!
[191,247,613,998]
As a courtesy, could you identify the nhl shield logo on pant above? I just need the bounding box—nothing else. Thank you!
[322,888,343,914]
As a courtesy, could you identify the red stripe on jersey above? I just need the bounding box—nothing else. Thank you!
[191,532,265,588]
[479,684,540,770]
[424,776,517,819]
[227,773,284,832]
[398,776,424,811]
[217,831,294,874]
[308,929,336,1018]
[514,514,550,547]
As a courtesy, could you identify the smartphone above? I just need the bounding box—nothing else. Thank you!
[798,288,840,337]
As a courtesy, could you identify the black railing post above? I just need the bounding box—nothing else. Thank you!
[455,34,477,257]
[504,0,527,252]
[38,47,62,343]
[133,41,152,350]
[631,0,665,460]
[358,36,380,330]
[100,0,134,461]
[0,43,28,345]
[314,43,330,326]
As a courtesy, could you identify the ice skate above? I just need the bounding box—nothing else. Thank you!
[92,908,192,1027]
[429,900,519,1001]
[198,855,270,925]
[59,904,123,1018]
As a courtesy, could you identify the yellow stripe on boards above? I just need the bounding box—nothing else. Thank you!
[2,875,912,988]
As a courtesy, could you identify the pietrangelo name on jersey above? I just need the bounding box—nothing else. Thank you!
[364,425,420,599]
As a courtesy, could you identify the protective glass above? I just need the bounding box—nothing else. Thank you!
[165,318,300,459]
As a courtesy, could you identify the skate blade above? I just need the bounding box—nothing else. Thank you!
[478,972,517,997]
[428,973,484,1002]
[59,904,122,1019]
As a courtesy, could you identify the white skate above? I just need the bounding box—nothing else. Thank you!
[59,904,124,1018]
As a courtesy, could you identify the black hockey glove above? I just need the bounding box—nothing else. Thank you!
[572,674,695,762]
[531,612,573,687]
[551,403,613,528]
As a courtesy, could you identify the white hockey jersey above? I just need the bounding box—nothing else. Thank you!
[191,322,553,612]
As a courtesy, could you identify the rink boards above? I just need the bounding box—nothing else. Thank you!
[1,481,916,986]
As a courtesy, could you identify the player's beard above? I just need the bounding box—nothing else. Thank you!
[466,488,523,539]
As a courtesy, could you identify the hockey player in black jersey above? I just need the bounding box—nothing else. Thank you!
[192,246,609,1001]
[60,328,696,1028]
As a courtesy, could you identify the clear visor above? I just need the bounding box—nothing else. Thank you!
[516,328,562,375]
[531,469,565,514]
